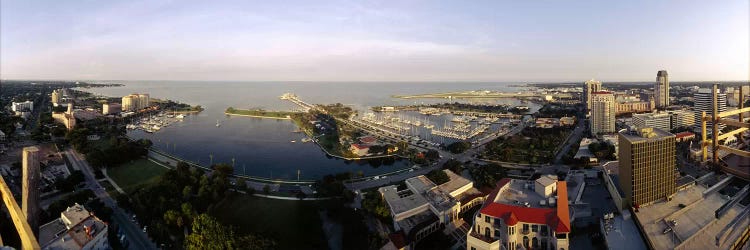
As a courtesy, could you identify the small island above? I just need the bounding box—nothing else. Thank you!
[225,107,299,120]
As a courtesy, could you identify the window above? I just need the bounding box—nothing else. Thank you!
[495,229,500,237]
[485,228,491,238]
[556,233,567,239]
[532,224,538,232]
[471,248,476,250]
[523,236,530,248]
[523,224,530,234]
[532,237,539,248]
[485,216,491,223]
[541,225,548,235]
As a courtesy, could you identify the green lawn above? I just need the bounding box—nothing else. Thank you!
[107,158,168,194]
[211,194,329,250]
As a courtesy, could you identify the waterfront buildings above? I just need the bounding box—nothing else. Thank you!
[39,203,109,249]
[693,88,727,134]
[632,112,671,131]
[102,103,122,115]
[618,127,676,207]
[22,146,40,236]
[52,103,76,131]
[466,177,570,250]
[590,92,616,135]
[350,144,370,156]
[122,93,150,111]
[379,170,483,246]
[654,70,669,108]
[583,79,602,112]
[11,101,34,112]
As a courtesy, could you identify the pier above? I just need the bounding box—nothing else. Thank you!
[280,93,316,112]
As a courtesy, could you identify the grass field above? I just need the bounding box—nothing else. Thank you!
[225,107,299,118]
[107,158,168,194]
[211,194,329,250]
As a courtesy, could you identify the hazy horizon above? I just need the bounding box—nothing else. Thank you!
[2,0,748,82]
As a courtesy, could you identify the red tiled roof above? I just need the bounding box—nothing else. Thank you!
[359,136,377,144]
[479,178,571,233]
[675,132,695,138]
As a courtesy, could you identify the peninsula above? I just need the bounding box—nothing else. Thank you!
[224,107,299,120]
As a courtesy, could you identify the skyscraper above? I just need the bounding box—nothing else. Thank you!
[655,70,669,108]
[583,79,602,111]
[590,91,616,135]
[51,89,61,105]
[618,128,676,207]
[693,88,727,134]
[22,146,40,236]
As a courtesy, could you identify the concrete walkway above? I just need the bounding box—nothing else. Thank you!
[101,168,126,195]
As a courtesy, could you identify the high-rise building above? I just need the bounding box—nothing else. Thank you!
[51,90,61,104]
[39,203,109,249]
[582,79,602,111]
[466,177,570,250]
[122,93,150,111]
[11,101,34,112]
[102,103,122,115]
[618,127,676,207]
[654,70,669,108]
[693,88,727,134]
[22,146,40,236]
[590,92,616,135]
[632,112,671,131]
[668,110,695,130]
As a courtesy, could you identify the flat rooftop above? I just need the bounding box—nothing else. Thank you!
[493,179,550,209]
[438,170,472,194]
[379,186,428,216]
[603,210,648,250]
[634,183,749,250]
[619,127,674,143]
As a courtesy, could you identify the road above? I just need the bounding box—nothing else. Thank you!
[553,119,586,164]
[64,149,158,250]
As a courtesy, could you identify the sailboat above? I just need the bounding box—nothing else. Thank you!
[216,120,221,127]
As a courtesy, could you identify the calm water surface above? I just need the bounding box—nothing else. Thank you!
[81,81,537,179]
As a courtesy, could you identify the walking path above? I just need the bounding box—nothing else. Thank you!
[101,168,126,194]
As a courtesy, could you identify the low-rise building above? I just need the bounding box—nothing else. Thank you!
[632,112,671,132]
[668,110,695,130]
[379,170,484,246]
[674,131,695,142]
[616,101,653,115]
[52,104,76,131]
[350,144,370,156]
[39,203,109,250]
[467,177,571,250]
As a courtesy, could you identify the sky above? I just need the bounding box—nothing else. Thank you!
[1,0,748,82]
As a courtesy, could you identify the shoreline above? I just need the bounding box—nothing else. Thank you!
[224,112,292,120]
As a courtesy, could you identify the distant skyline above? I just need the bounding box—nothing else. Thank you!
[1,0,748,82]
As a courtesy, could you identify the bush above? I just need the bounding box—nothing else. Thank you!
[447,141,471,154]
[425,169,450,185]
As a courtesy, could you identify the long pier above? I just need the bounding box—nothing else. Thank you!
[280,93,316,112]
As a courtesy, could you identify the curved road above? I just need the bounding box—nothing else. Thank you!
[64,149,157,250]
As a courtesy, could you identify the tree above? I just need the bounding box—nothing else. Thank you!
[442,159,463,174]
[185,214,236,249]
[447,141,471,154]
[425,169,450,185]
[361,192,391,220]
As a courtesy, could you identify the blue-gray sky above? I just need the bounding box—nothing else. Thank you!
[1,0,748,82]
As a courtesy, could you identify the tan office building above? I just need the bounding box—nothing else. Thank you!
[618,127,677,207]
[590,92,616,135]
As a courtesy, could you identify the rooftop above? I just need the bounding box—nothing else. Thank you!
[480,178,571,233]
[619,127,674,143]
[634,183,749,250]
[379,186,429,216]
[39,204,108,250]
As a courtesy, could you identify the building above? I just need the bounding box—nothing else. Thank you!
[615,101,653,115]
[52,103,76,131]
[466,177,571,250]
[39,203,109,249]
[674,131,695,142]
[654,70,669,108]
[12,101,34,112]
[693,88,727,134]
[102,103,122,115]
[379,170,484,246]
[667,110,695,130]
[582,79,602,112]
[350,144,370,156]
[618,127,676,207]
[632,112,671,131]
[22,146,40,236]
[51,90,62,105]
[122,93,150,112]
[590,92,616,135]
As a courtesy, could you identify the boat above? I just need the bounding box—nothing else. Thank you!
[216,120,221,127]
[291,140,296,143]
[301,138,312,143]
